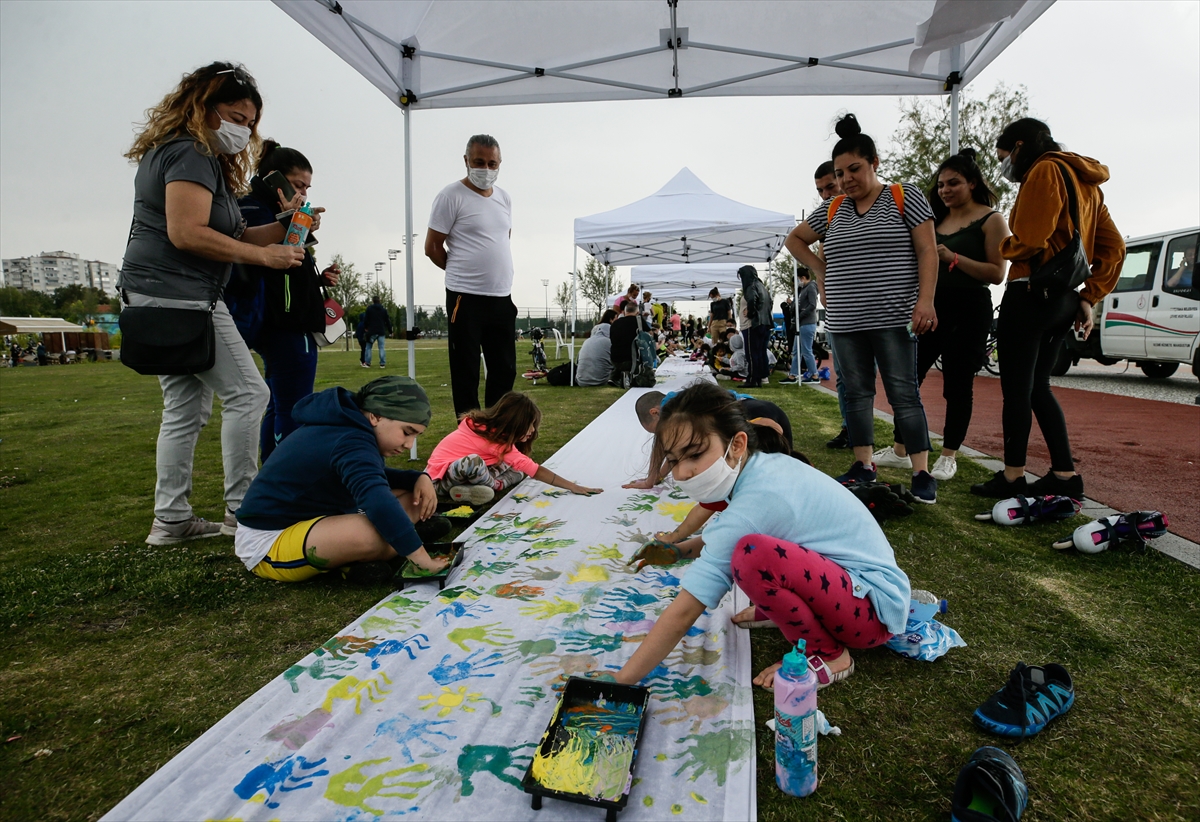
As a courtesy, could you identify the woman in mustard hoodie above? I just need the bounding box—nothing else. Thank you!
[971,119,1125,500]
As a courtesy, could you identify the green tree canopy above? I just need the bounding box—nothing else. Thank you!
[574,256,621,322]
[881,82,1030,215]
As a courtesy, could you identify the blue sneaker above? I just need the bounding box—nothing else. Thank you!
[836,461,877,485]
[973,662,1074,738]
[951,746,1029,822]
[911,470,937,504]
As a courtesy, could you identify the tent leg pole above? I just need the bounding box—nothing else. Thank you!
[570,246,577,385]
[950,85,960,155]
[404,105,418,460]
[792,262,799,384]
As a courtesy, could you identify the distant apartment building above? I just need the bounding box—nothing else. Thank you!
[1,251,119,295]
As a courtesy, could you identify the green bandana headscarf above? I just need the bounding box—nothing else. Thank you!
[355,376,431,426]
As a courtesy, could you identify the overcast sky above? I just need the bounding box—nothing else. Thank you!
[1,0,1197,313]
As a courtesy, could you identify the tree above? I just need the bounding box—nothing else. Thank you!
[881,82,1030,215]
[574,256,621,322]
[553,281,572,331]
[325,254,364,313]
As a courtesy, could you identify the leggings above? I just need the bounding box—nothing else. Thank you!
[996,283,1078,470]
[731,534,892,660]
[434,454,525,497]
[895,287,992,452]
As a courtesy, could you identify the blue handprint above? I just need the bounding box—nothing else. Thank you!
[372,713,457,763]
[233,754,329,809]
[602,585,661,609]
[592,601,649,625]
[428,650,505,685]
[643,568,683,588]
[365,633,431,669]
[436,600,493,627]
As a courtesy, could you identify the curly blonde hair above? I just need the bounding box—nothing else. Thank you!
[125,61,264,194]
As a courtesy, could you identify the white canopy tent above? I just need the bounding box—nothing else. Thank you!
[575,168,795,267]
[273,0,1055,434]
[628,264,745,303]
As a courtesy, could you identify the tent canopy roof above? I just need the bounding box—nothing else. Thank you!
[574,168,795,266]
[0,317,85,334]
[629,264,747,303]
[275,0,1052,110]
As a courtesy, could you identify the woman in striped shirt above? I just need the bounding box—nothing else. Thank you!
[785,114,940,504]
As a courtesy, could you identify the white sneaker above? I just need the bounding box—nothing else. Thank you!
[872,446,913,469]
[449,484,495,506]
[931,455,958,481]
[220,507,237,537]
[146,516,222,546]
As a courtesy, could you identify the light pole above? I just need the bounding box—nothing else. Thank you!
[374,262,385,301]
[541,279,549,329]
[387,249,400,297]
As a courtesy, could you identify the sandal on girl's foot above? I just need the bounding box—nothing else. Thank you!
[808,654,855,689]
[732,605,777,630]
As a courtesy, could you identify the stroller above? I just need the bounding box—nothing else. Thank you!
[523,326,549,382]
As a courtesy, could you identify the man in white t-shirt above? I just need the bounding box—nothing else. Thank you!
[425,134,517,415]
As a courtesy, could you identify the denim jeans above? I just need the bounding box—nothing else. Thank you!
[255,330,318,463]
[155,301,270,520]
[828,326,931,455]
[797,323,817,376]
[364,334,387,366]
[826,332,858,445]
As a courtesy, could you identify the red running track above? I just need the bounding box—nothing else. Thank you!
[821,367,1200,543]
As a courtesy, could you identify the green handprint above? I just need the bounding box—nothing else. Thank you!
[528,538,575,550]
[628,539,685,570]
[513,565,562,582]
[670,726,754,787]
[325,759,431,814]
[514,684,548,707]
[618,493,660,513]
[584,543,624,561]
[447,622,515,652]
[518,596,580,620]
[459,559,518,581]
[517,546,559,561]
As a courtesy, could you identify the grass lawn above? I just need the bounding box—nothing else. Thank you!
[1,341,1197,821]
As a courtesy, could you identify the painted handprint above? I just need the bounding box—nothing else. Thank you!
[584,542,625,561]
[446,622,515,652]
[603,514,639,528]
[233,753,329,809]
[503,637,557,663]
[518,596,579,620]
[485,581,544,600]
[365,634,431,669]
[566,563,610,584]
[514,684,548,707]
[670,725,754,787]
[436,599,493,626]
[265,708,334,751]
[428,649,505,685]
[457,743,536,797]
[372,713,457,762]
[512,564,562,582]
[458,559,518,581]
[558,628,639,655]
[325,759,432,815]
[516,545,560,562]
[602,585,662,609]
[418,685,499,717]
[618,493,660,514]
[321,672,392,714]
[313,634,377,660]
[436,584,482,603]
[283,657,355,693]
[529,652,600,679]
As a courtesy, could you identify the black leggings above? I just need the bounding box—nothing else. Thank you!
[895,288,992,452]
[996,283,1079,471]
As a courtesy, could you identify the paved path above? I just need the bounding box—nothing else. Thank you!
[809,363,1200,546]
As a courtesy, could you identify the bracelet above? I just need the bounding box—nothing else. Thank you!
[948,253,959,272]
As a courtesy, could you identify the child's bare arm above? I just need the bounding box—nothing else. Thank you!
[533,465,602,495]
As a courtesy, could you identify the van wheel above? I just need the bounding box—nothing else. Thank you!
[1139,362,1178,379]
[1049,340,1072,377]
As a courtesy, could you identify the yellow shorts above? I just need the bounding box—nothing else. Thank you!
[252,517,327,582]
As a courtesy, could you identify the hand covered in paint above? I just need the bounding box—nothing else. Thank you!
[412,473,438,520]
[409,547,450,574]
[578,671,617,683]
[621,476,657,490]
[572,486,603,496]
[627,539,683,571]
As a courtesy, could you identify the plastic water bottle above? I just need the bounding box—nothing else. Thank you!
[774,639,818,797]
[284,202,314,247]
[909,589,948,624]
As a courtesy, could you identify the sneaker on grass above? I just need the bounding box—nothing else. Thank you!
[931,454,958,481]
[825,426,850,449]
[146,515,222,546]
[951,746,1029,822]
[220,507,237,537]
[971,470,1027,498]
[449,484,495,506]
[873,445,913,469]
[836,461,877,485]
[973,662,1074,738]
[911,470,937,504]
[415,515,452,543]
[1027,472,1084,499]
[778,375,798,385]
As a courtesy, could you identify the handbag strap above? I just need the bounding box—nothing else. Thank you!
[1053,161,1081,236]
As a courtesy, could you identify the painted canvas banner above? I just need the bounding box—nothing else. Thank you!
[104,365,757,822]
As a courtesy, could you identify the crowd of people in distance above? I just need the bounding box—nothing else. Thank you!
[115,59,1127,722]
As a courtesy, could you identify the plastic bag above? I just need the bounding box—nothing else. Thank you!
[886,616,967,661]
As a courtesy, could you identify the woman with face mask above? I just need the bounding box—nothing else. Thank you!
[118,62,305,546]
[971,119,1125,501]
[611,383,911,691]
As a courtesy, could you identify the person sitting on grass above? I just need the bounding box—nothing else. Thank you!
[233,375,451,583]
[424,391,603,506]
[625,389,799,545]
[610,383,910,690]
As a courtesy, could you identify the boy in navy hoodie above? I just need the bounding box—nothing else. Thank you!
[234,375,450,581]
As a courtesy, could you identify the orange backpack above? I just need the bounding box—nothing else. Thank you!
[827,183,905,224]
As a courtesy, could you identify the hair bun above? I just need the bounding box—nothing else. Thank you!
[959,147,978,162]
[835,113,862,139]
[260,139,280,156]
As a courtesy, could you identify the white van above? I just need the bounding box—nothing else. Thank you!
[1057,226,1199,379]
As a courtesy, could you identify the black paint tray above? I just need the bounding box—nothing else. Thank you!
[521,676,651,822]
[397,541,464,590]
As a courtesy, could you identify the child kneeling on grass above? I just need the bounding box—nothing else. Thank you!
[424,391,602,505]
[234,376,450,582]
[613,382,911,689]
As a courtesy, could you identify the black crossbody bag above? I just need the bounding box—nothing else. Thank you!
[1027,161,1092,297]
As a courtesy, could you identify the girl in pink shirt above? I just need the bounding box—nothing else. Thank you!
[425,392,602,505]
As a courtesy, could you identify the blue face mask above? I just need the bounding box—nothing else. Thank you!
[999,155,1018,183]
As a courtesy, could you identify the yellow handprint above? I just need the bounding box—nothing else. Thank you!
[518,597,580,620]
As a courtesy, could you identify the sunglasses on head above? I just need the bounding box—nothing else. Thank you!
[214,65,257,90]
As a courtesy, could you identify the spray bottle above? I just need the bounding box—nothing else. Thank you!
[774,639,819,797]
[284,202,315,247]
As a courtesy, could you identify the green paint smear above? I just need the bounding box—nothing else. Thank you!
[643,796,654,807]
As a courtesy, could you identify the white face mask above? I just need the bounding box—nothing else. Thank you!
[212,117,251,155]
[999,155,1018,183]
[674,440,743,504]
[467,166,499,189]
